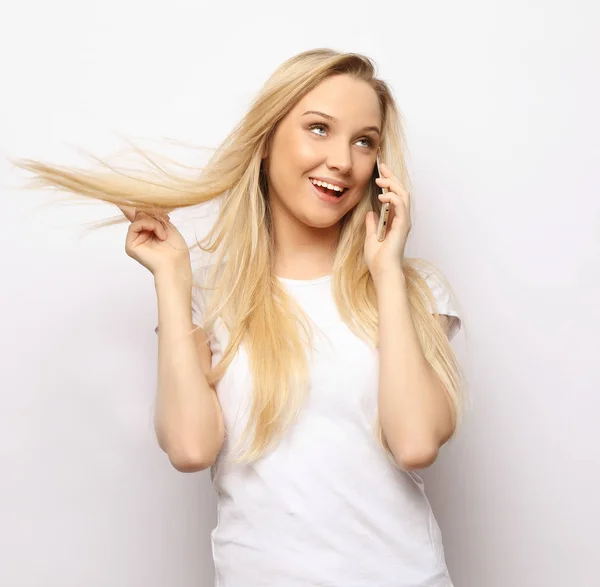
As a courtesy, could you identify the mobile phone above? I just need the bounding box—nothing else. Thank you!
[376,154,390,241]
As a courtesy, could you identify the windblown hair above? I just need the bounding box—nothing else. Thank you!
[14,48,466,462]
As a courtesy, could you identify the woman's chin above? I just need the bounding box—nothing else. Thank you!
[300,210,345,230]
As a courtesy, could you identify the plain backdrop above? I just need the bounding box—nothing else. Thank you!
[1,1,598,586]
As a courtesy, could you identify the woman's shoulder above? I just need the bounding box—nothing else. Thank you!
[409,259,463,338]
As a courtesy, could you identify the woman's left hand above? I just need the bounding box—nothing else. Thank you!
[364,161,412,283]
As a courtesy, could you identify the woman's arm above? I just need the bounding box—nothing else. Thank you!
[375,269,455,470]
[153,269,224,472]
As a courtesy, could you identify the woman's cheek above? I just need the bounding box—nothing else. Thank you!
[295,139,321,167]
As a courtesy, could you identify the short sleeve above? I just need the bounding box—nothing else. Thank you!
[419,268,462,341]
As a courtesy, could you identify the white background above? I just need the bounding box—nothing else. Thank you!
[1,1,598,586]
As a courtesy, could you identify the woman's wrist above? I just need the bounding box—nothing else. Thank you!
[154,263,192,288]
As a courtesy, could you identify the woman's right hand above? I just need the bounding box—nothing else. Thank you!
[118,205,191,277]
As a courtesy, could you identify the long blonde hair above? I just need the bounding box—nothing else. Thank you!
[13,48,466,462]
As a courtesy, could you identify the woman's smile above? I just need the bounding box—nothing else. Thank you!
[309,177,351,203]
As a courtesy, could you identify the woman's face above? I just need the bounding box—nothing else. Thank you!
[264,74,382,230]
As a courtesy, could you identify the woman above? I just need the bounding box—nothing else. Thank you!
[17,48,465,586]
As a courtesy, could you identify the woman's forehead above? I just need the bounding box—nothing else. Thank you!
[292,77,381,125]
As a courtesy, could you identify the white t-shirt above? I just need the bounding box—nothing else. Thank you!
[191,266,461,587]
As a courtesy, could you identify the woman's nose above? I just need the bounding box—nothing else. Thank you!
[326,149,352,175]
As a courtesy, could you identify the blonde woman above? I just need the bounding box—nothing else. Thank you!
[17,49,465,586]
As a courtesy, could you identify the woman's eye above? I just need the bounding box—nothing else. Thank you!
[357,137,373,148]
[309,124,327,136]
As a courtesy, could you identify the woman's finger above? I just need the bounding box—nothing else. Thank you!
[117,204,136,222]
[375,176,410,200]
[131,218,167,241]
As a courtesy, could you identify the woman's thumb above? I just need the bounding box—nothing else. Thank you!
[117,205,136,222]
[365,210,377,238]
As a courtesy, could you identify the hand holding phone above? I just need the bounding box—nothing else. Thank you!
[376,154,390,241]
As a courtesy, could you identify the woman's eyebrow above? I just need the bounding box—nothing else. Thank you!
[301,110,381,135]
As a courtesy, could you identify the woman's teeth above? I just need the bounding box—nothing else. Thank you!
[310,178,346,196]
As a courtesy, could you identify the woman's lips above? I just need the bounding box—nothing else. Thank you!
[309,179,348,203]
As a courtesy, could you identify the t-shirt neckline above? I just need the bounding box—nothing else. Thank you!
[276,274,333,286]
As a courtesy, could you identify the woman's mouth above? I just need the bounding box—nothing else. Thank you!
[309,178,349,203]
